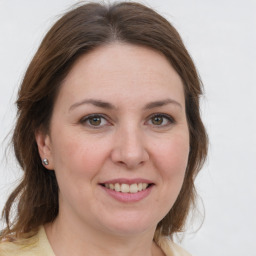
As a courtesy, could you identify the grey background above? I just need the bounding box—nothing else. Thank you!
[1,0,256,255]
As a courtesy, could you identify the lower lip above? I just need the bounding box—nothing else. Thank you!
[101,185,153,203]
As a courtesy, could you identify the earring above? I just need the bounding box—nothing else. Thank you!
[42,158,49,166]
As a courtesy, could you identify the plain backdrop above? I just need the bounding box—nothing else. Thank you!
[0,0,256,255]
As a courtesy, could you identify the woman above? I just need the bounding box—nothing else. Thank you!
[0,2,208,256]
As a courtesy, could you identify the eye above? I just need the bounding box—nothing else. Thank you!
[147,113,175,127]
[80,114,109,128]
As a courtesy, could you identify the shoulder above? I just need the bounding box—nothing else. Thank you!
[0,238,39,256]
[157,236,192,256]
[0,226,55,256]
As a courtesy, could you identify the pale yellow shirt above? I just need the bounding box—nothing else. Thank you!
[0,226,191,256]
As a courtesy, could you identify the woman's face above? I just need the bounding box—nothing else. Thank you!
[37,43,189,236]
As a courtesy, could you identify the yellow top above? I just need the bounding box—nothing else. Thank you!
[0,226,191,256]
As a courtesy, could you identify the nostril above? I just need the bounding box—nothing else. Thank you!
[110,144,149,170]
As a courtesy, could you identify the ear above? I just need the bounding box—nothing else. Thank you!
[35,130,54,170]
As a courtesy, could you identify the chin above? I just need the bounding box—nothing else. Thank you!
[96,211,159,237]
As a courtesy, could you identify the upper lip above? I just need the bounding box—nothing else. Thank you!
[100,178,154,185]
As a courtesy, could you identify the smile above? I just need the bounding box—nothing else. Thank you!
[103,183,150,193]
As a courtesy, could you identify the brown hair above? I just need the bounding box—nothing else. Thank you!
[1,1,208,240]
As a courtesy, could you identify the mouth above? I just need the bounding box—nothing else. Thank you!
[100,183,153,193]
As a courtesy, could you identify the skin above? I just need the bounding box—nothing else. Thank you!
[36,43,190,256]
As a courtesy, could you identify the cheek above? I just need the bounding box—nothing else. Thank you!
[50,132,109,180]
[50,135,106,204]
[149,133,189,220]
[154,134,189,179]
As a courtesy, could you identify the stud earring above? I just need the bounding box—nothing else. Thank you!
[42,158,49,166]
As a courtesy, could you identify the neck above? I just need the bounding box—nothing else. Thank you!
[45,215,163,256]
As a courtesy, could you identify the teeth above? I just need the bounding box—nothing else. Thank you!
[142,183,147,190]
[129,184,138,193]
[114,183,121,192]
[121,184,130,193]
[104,183,149,193]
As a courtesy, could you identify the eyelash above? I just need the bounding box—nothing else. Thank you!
[80,114,111,129]
[79,113,175,129]
[146,113,175,127]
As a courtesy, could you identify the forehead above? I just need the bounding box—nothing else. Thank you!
[57,43,185,108]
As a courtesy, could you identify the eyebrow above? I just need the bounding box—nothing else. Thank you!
[69,98,182,112]
[143,99,182,110]
[69,99,116,111]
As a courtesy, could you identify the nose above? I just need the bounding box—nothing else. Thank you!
[110,126,149,169]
